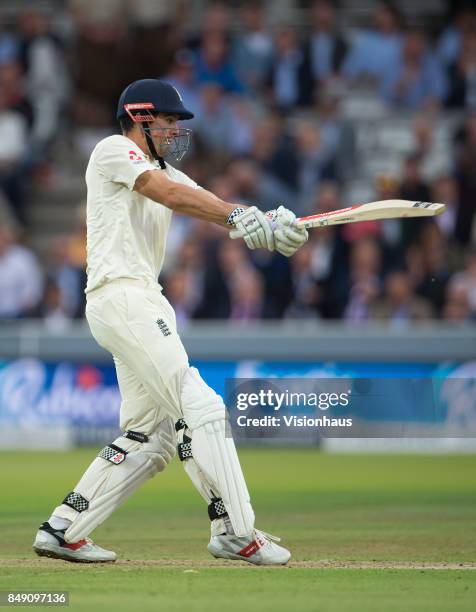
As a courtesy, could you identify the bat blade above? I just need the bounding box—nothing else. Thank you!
[297,200,446,230]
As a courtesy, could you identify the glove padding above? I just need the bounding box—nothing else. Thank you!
[272,206,309,257]
[229,206,274,251]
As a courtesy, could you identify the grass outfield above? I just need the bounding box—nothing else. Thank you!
[1,449,475,611]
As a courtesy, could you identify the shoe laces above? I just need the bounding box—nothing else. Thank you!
[254,529,281,544]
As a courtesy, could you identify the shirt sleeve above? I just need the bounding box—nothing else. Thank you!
[95,137,157,190]
[166,165,201,189]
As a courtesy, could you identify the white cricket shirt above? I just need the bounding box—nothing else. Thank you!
[85,134,198,294]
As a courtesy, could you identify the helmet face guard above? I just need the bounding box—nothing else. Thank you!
[123,100,192,162]
[142,126,192,162]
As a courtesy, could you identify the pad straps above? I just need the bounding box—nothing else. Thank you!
[208,497,228,521]
[123,430,149,443]
[175,419,229,523]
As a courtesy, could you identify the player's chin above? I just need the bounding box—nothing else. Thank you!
[156,141,172,157]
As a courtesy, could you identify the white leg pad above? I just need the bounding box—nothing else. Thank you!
[57,417,176,543]
[181,368,255,536]
[181,448,218,505]
[177,425,232,535]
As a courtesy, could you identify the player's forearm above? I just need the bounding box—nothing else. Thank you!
[166,183,238,225]
[135,170,238,225]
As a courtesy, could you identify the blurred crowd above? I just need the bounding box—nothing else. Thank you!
[0,0,476,325]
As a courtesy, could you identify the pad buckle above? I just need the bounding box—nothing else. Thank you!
[208,497,228,521]
[62,491,89,513]
[178,434,192,461]
[175,419,187,432]
[98,443,128,464]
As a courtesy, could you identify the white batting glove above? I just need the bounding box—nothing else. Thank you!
[270,206,309,257]
[229,206,275,251]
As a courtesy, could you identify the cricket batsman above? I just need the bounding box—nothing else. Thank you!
[32,79,308,564]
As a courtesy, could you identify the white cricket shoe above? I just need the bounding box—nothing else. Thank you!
[33,522,116,563]
[208,528,291,565]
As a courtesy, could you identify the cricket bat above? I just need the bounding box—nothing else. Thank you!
[296,200,445,230]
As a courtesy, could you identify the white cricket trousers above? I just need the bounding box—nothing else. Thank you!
[85,279,190,433]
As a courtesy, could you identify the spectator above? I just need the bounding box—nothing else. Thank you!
[40,278,73,332]
[226,156,294,213]
[432,174,459,241]
[0,1,474,324]
[398,153,432,248]
[412,115,434,159]
[437,6,476,68]
[442,283,472,322]
[186,1,232,50]
[164,266,197,328]
[194,31,243,93]
[250,246,293,319]
[343,237,382,321]
[0,189,12,225]
[205,175,239,205]
[446,30,476,109]
[294,118,336,214]
[194,83,234,153]
[229,266,264,322]
[454,114,476,245]
[267,25,313,109]
[0,61,34,128]
[285,242,321,319]
[314,179,341,216]
[314,88,356,181]
[0,223,43,318]
[226,96,256,156]
[410,115,452,178]
[40,204,87,320]
[380,28,447,110]
[414,222,451,314]
[67,205,87,272]
[375,173,403,251]
[180,153,215,191]
[126,0,177,80]
[343,174,394,245]
[405,242,426,290]
[194,84,254,156]
[371,270,434,323]
[307,183,344,299]
[164,50,201,126]
[0,20,18,65]
[46,234,86,320]
[194,239,250,319]
[233,0,273,92]
[250,112,299,191]
[400,153,431,202]
[164,227,209,302]
[303,0,348,85]
[71,3,127,154]
[448,248,476,316]
[343,1,403,85]
[0,89,28,225]
[18,7,70,156]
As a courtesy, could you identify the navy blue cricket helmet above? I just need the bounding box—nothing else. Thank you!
[116,79,194,121]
